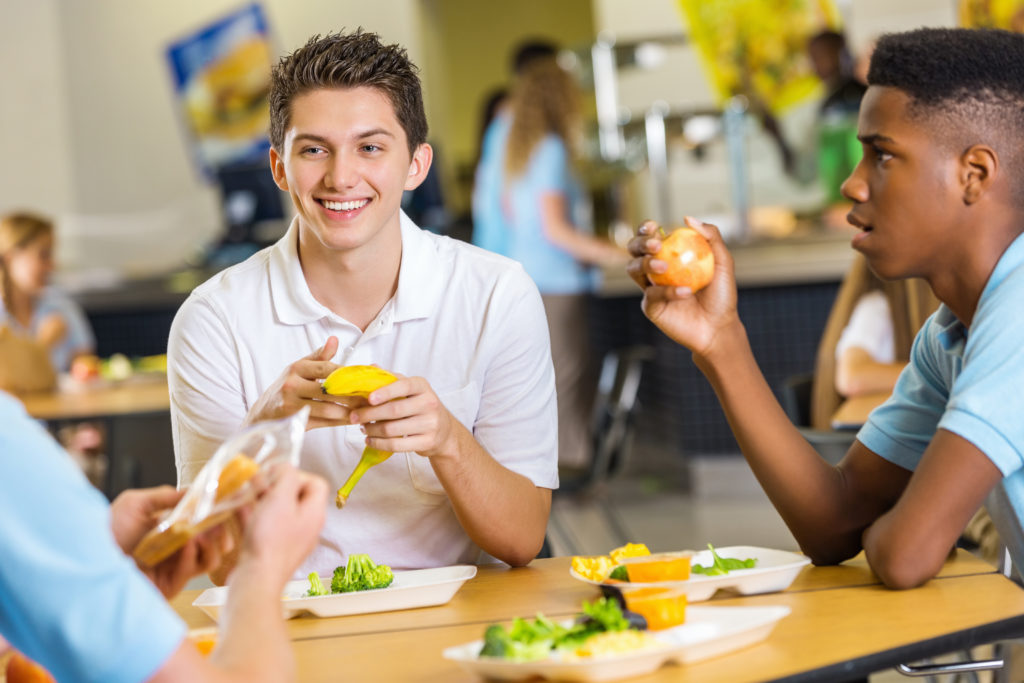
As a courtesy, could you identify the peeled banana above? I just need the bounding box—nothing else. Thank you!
[322,365,398,397]
[322,365,400,508]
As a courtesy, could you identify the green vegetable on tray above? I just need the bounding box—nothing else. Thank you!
[306,553,394,597]
[691,543,757,576]
[479,597,641,661]
[608,565,630,581]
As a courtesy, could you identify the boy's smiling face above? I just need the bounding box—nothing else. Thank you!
[270,86,431,258]
[841,86,965,281]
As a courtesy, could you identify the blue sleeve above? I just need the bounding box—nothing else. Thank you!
[0,393,185,683]
[857,317,951,470]
[939,281,1024,478]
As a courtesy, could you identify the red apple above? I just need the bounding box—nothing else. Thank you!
[70,354,101,382]
[649,226,715,291]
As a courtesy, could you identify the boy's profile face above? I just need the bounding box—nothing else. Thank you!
[269,86,432,258]
[841,86,965,281]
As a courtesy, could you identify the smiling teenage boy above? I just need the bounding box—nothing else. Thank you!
[168,31,557,575]
[627,27,1024,589]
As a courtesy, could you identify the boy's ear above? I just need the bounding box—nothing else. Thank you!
[269,146,289,191]
[404,143,434,192]
[961,144,998,205]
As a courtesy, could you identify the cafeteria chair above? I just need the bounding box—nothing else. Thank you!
[561,344,655,493]
[892,488,1022,681]
[780,372,856,465]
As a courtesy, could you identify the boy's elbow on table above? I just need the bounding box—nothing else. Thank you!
[867,537,947,590]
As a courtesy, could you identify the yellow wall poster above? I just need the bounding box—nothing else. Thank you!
[960,0,1024,30]
[167,3,274,177]
[676,0,842,114]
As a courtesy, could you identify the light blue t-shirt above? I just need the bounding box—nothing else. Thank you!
[504,134,593,295]
[0,286,95,371]
[858,231,1024,565]
[471,113,512,255]
[0,393,184,683]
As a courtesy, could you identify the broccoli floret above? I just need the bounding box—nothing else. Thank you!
[306,572,329,597]
[330,554,395,593]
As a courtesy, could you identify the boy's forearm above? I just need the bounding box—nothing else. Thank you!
[694,321,866,562]
[210,560,295,683]
[432,425,550,566]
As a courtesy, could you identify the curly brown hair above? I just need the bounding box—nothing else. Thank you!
[269,30,427,156]
[504,57,581,178]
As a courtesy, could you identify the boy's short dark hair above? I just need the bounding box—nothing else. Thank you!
[269,30,427,155]
[868,27,1024,203]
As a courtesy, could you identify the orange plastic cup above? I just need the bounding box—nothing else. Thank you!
[623,587,688,630]
[620,551,692,583]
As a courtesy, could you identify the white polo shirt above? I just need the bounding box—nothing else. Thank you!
[168,211,558,573]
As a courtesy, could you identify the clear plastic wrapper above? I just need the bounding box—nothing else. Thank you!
[133,407,308,566]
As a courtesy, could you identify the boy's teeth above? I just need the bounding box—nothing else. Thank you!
[323,199,368,211]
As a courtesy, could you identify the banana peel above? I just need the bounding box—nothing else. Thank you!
[335,446,392,508]
[321,365,399,508]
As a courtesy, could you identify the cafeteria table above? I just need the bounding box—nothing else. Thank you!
[171,550,1024,682]
[19,374,173,497]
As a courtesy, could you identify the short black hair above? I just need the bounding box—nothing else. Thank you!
[868,27,1024,204]
[512,39,558,75]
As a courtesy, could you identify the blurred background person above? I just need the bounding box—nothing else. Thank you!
[0,210,105,485]
[755,28,866,225]
[471,39,558,255]
[501,56,627,471]
[810,254,939,431]
[0,211,94,373]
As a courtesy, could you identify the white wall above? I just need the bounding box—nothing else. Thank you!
[0,0,425,275]
[0,0,75,214]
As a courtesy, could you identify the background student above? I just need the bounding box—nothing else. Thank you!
[499,56,627,470]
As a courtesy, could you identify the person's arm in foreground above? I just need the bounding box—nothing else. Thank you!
[150,466,327,682]
[626,218,999,586]
[350,376,550,567]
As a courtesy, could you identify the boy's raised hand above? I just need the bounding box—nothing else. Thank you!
[245,336,358,430]
[626,217,738,358]
[238,464,327,586]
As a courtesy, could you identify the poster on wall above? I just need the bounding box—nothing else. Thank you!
[676,0,842,114]
[959,0,1024,30]
[166,3,274,178]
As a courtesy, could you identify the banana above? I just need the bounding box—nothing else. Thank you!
[322,365,398,397]
[321,365,400,508]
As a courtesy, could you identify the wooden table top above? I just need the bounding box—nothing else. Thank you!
[19,374,169,421]
[830,391,891,430]
[172,550,1022,682]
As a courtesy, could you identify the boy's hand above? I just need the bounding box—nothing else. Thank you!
[626,217,739,357]
[239,464,327,586]
[245,336,357,430]
[348,375,462,461]
[110,485,231,598]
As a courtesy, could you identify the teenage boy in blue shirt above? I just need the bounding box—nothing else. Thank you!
[627,27,1024,589]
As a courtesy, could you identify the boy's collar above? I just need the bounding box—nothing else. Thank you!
[269,211,444,326]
